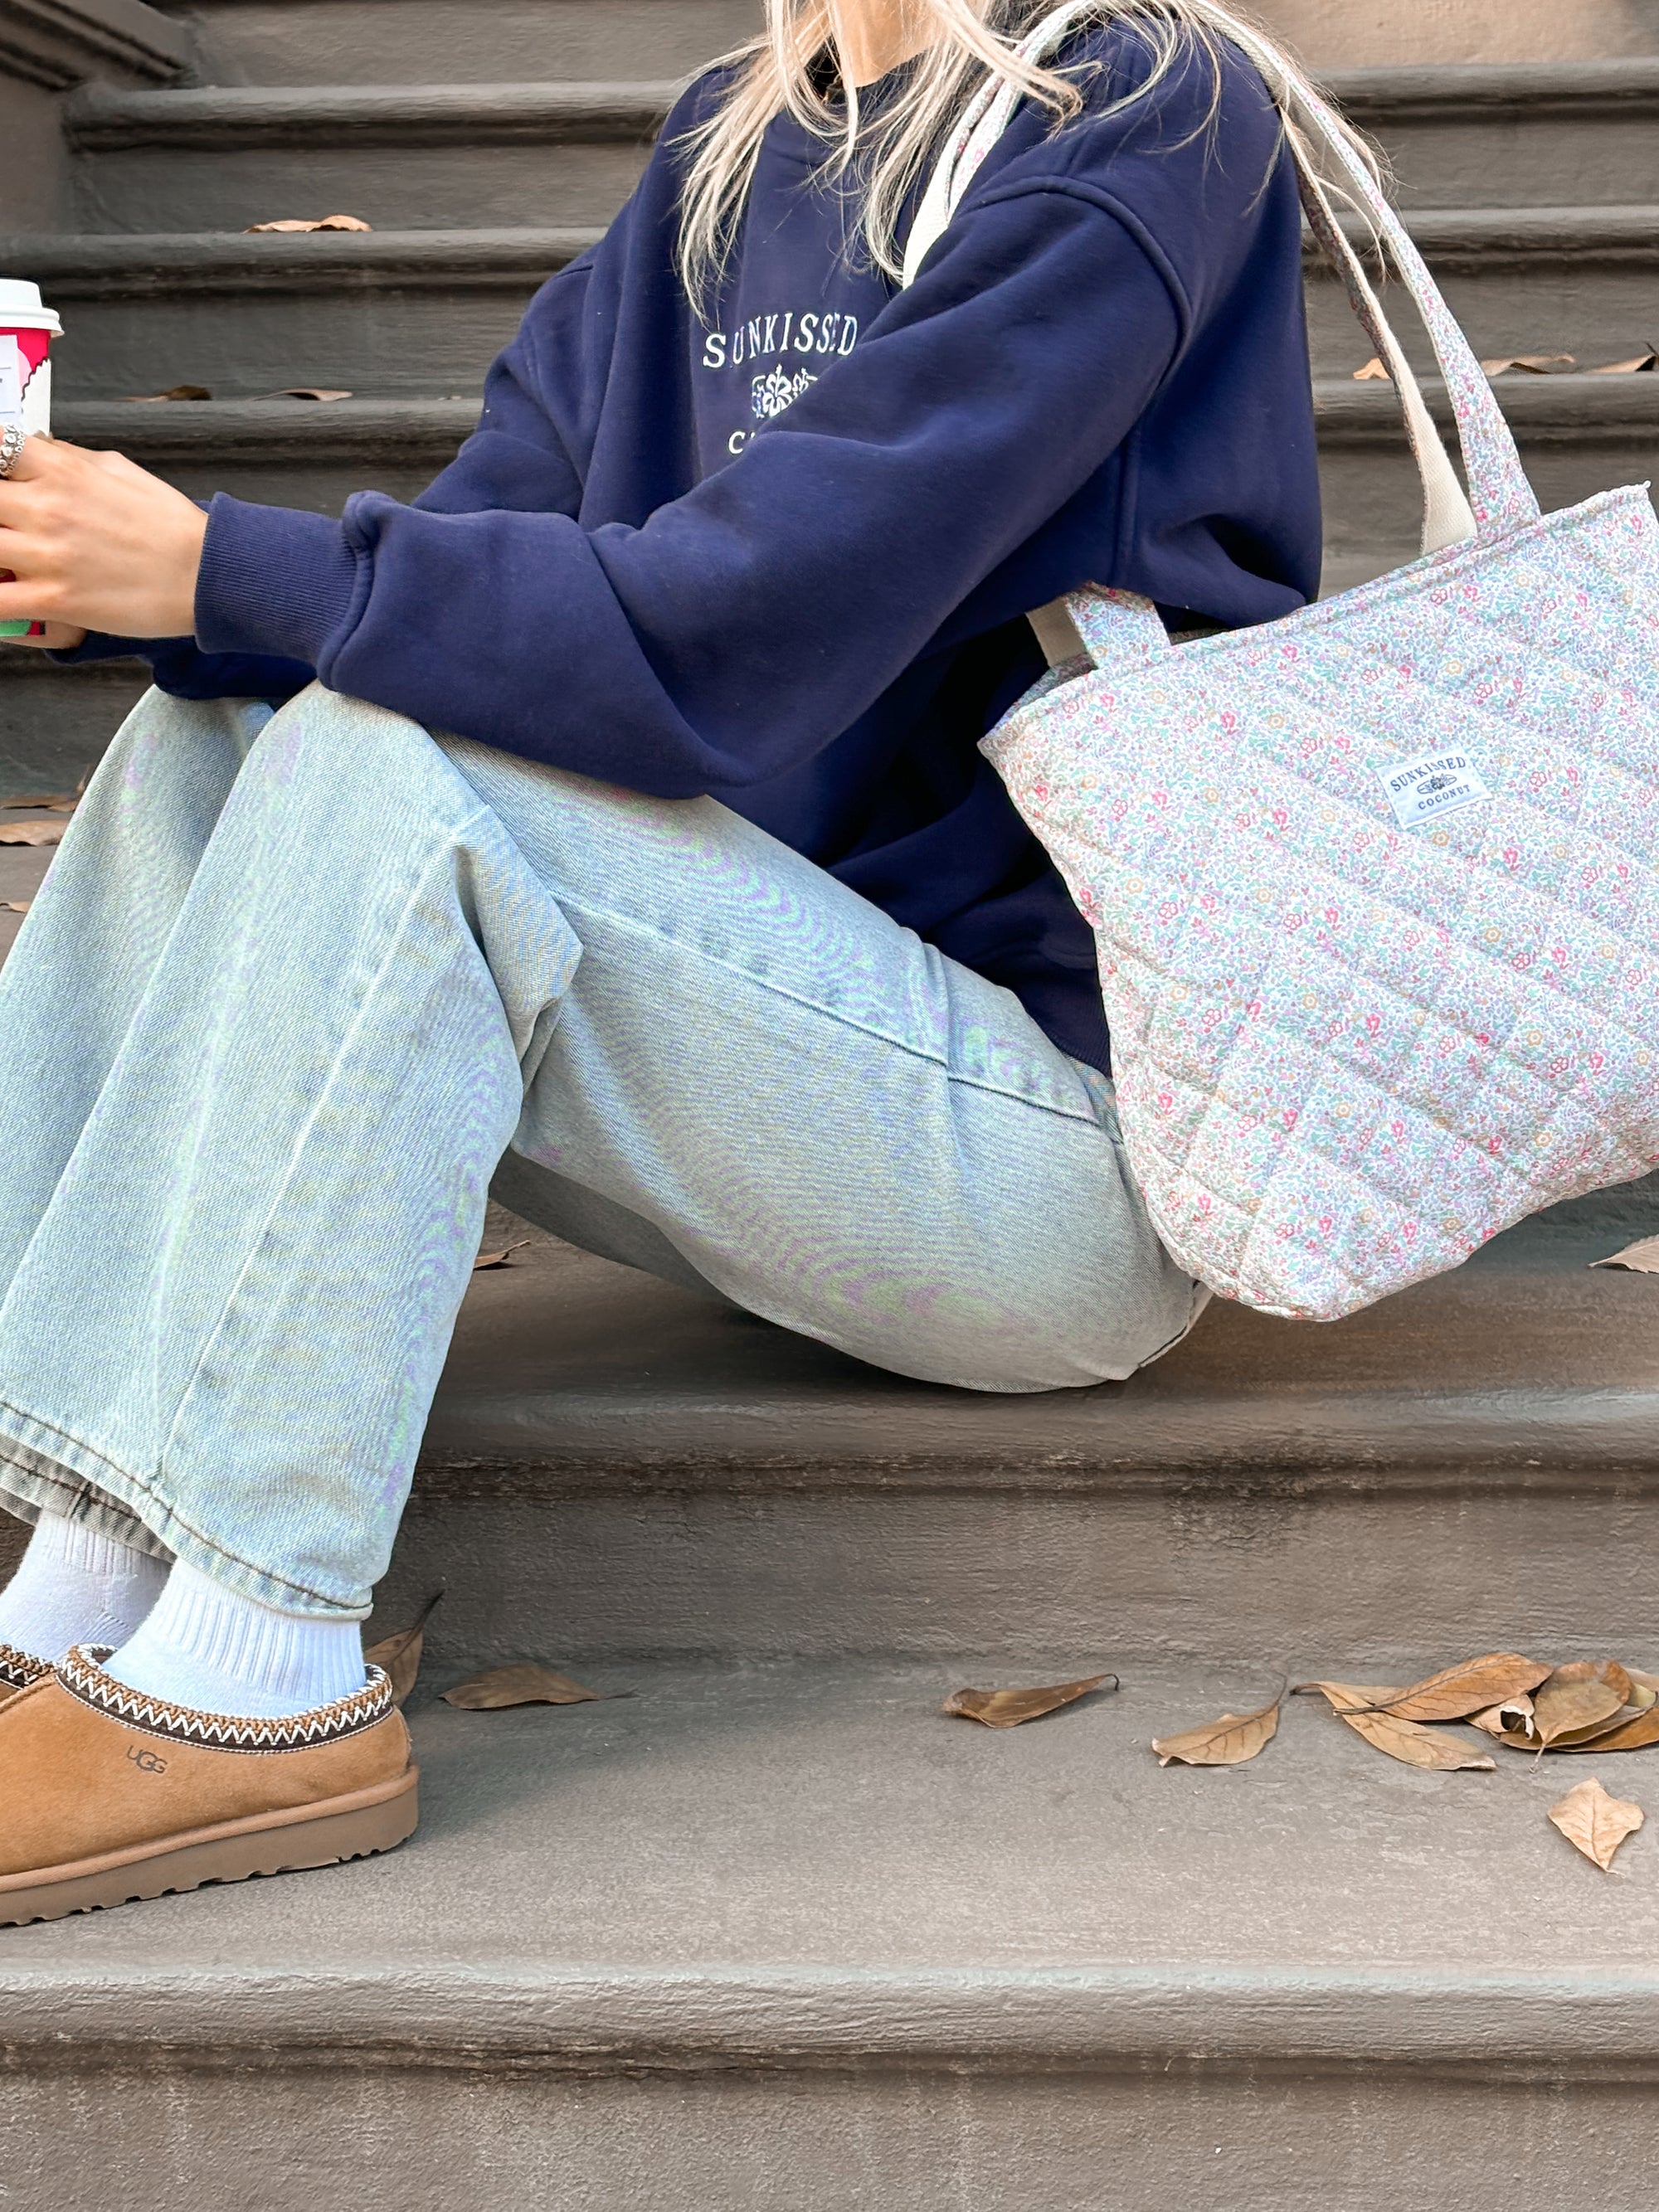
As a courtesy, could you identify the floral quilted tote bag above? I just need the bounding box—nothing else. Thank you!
[906,6,1659,1321]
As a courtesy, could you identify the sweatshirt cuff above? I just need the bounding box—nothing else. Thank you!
[194,493,360,668]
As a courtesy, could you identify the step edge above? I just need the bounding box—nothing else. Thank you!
[63,75,685,147]
[12,210,1659,294]
[1322,57,1659,121]
[5,1960,1659,2070]
[0,228,601,294]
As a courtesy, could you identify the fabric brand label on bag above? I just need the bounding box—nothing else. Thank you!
[1374,747,1493,831]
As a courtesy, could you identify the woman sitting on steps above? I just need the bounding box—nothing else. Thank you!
[0,0,1339,1920]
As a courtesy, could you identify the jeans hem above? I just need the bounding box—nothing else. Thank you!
[0,1398,365,1617]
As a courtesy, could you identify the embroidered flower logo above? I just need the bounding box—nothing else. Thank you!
[752,366,817,420]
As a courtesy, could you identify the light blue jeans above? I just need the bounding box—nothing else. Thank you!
[0,683,1204,1616]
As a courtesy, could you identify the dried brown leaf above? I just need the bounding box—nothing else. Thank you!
[1339,1708,1495,1770]
[441,1661,606,1709]
[1548,1704,1659,1754]
[1549,1777,1644,1869]
[1152,1699,1279,1767]
[0,790,74,809]
[1481,353,1577,377]
[1297,1680,1405,1710]
[1303,1683,1493,1769]
[1532,1661,1632,1746]
[1627,1667,1659,1701]
[363,1588,443,1707]
[245,214,372,232]
[123,385,212,402]
[253,387,353,402]
[1589,350,1657,375]
[942,1674,1113,1728]
[1369,1652,1550,1722]
[1353,356,1390,381]
[0,819,64,845]
[0,899,29,913]
[472,1239,531,1271]
[1468,1693,1535,1738]
[1592,1236,1659,1273]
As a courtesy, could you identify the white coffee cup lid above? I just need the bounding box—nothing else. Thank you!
[0,279,61,335]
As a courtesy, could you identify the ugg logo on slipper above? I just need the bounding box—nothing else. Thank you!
[124,1741,168,1776]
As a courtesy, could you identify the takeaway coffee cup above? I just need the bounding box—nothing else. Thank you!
[0,277,62,639]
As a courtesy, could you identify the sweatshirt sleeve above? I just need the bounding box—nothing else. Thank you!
[61,255,601,700]
[194,178,1189,792]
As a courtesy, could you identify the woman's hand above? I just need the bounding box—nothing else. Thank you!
[0,434,207,648]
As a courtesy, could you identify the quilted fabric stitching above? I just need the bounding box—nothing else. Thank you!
[985,492,1659,1318]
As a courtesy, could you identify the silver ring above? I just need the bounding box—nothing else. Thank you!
[0,425,23,479]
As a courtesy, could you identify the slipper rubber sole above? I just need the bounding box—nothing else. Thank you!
[0,1766,418,1925]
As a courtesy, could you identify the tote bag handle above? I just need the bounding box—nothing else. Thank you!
[902,3,1542,606]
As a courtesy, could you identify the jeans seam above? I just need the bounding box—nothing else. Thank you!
[0,1398,338,1605]
[152,818,496,1553]
[552,892,1104,1130]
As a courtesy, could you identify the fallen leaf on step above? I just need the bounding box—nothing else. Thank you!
[1626,1667,1659,1702]
[1340,1709,1494,1770]
[1353,356,1390,380]
[1550,1704,1659,1753]
[473,1238,531,1271]
[1592,1236,1659,1272]
[1365,1652,1550,1722]
[1530,1661,1632,1746]
[252,388,354,402]
[0,899,30,914]
[1481,354,1577,376]
[942,1674,1114,1728]
[363,1587,443,1707]
[1548,1777,1644,1869]
[0,819,64,844]
[441,1662,607,1709]
[1589,349,1657,374]
[1303,1683,1494,1770]
[122,385,212,402]
[245,214,372,232]
[1151,1699,1279,1767]
[1468,1693,1536,1738]
[1,791,75,809]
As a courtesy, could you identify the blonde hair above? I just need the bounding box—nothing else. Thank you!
[674,0,1381,303]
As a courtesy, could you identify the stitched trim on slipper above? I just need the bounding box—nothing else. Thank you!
[0,1640,49,1693]
[56,1645,393,1751]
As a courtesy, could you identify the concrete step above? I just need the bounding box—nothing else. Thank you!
[1,368,1650,787]
[7,227,596,401]
[346,1199,1659,1673]
[1309,207,1659,381]
[5,1653,1659,2206]
[1335,60,1659,209]
[14,207,1659,401]
[155,0,760,85]
[63,80,675,230]
[1315,372,1659,588]
[56,62,1659,237]
[86,36,1659,217]
[2,373,1652,790]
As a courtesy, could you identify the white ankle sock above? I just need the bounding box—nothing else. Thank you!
[104,1558,367,1719]
[0,1511,168,1662]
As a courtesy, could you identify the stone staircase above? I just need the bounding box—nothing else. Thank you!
[2,7,1659,2205]
[0,15,1657,786]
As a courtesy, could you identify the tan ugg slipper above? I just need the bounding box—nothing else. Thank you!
[0,1646,416,1924]
[0,1639,51,1707]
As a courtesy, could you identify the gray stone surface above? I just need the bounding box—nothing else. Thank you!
[3,1659,1659,2205]
[157,0,760,88]
[352,1204,1659,1669]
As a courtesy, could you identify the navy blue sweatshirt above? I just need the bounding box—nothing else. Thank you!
[86,26,1321,1070]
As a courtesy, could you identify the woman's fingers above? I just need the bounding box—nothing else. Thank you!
[0,432,205,637]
